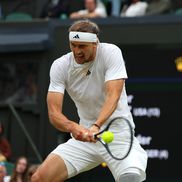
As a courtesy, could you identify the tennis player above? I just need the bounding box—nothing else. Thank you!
[32,19,148,182]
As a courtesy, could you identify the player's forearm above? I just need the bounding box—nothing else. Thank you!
[94,80,124,127]
[95,94,119,127]
[48,111,76,133]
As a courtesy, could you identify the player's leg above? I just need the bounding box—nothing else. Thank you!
[101,134,147,182]
[32,138,103,182]
[118,173,141,182]
[31,153,68,182]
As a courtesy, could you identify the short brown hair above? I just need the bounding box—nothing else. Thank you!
[68,19,100,37]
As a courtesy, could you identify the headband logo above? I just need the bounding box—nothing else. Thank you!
[73,34,79,39]
[69,32,97,42]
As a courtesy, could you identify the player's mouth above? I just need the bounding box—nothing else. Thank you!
[75,55,85,63]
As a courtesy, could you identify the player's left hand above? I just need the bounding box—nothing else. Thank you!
[86,125,100,143]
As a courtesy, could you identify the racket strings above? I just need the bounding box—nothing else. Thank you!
[105,118,133,160]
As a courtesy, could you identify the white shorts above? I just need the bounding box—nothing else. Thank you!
[52,134,148,182]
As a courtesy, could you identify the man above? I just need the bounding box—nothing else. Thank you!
[32,19,148,182]
[70,0,107,19]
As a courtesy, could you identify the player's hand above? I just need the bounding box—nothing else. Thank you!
[70,123,99,142]
[88,125,100,143]
[70,123,91,142]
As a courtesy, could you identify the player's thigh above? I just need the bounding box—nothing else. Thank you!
[53,138,103,178]
[102,137,147,181]
[31,153,68,182]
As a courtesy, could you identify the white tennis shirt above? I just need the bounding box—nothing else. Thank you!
[48,43,135,129]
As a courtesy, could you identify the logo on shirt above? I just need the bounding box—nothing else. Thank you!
[86,70,91,76]
[73,34,80,39]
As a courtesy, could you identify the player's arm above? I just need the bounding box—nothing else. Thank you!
[93,79,124,128]
[47,92,91,141]
[47,92,72,132]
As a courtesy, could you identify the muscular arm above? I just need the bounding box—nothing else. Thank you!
[47,92,74,132]
[47,92,91,141]
[94,79,124,127]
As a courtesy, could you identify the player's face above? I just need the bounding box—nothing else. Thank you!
[70,41,97,64]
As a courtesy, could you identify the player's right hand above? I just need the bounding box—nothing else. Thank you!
[70,123,92,142]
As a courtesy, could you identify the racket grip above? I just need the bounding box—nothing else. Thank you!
[93,133,97,139]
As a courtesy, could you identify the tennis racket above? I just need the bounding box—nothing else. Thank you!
[94,117,134,160]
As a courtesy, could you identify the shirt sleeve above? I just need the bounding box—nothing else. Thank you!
[105,46,128,82]
[48,58,66,94]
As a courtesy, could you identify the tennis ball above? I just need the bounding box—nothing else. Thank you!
[101,131,114,143]
[101,162,107,168]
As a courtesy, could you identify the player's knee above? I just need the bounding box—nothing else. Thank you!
[118,173,141,182]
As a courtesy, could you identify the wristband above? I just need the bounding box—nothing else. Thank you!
[92,123,100,129]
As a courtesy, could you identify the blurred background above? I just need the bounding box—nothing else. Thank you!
[0,0,182,181]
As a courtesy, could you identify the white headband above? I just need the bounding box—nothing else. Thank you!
[69,31,97,42]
